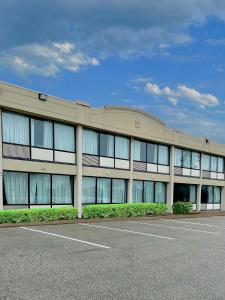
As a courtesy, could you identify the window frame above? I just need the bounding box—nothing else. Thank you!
[201,185,221,204]
[132,180,167,203]
[202,153,224,173]
[175,147,201,170]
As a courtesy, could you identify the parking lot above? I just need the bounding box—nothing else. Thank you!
[1,216,225,300]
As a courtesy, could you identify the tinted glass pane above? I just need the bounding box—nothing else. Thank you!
[31,119,53,148]
[144,181,154,203]
[115,136,129,159]
[218,157,224,173]
[183,150,191,168]
[82,177,96,203]
[54,123,75,152]
[202,154,210,171]
[30,174,51,204]
[83,129,98,155]
[100,133,114,157]
[112,179,126,203]
[132,181,143,203]
[211,156,217,172]
[214,186,221,204]
[147,143,158,163]
[52,175,72,204]
[191,152,200,169]
[97,178,111,204]
[155,182,166,203]
[158,145,169,165]
[134,140,146,161]
[174,148,182,167]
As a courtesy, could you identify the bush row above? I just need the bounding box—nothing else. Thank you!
[172,201,193,214]
[0,207,78,224]
[83,203,168,218]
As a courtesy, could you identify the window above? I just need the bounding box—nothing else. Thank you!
[97,178,111,204]
[3,112,29,145]
[112,179,126,203]
[191,152,200,170]
[82,177,96,204]
[54,123,75,152]
[214,186,221,204]
[144,181,154,203]
[202,154,210,171]
[183,150,191,168]
[158,145,169,165]
[175,148,182,167]
[31,119,53,149]
[147,143,158,164]
[30,174,51,204]
[201,185,221,204]
[3,171,28,205]
[115,136,129,159]
[218,157,224,173]
[134,140,146,161]
[132,181,143,203]
[155,182,166,203]
[174,183,196,204]
[83,129,98,155]
[52,175,73,204]
[211,156,217,172]
[100,133,114,157]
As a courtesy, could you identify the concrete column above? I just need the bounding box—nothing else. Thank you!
[74,125,82,218]
[0,109,3,210]
[221,187,225,211]
[127,138,134,203]
[196,184,201,212]
[167,145,174,213]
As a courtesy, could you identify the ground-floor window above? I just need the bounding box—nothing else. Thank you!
[173,183,196,204]
[201,185,221,204]
[82,177,127,204]
[3,171,73,206]
[132,180,166,203]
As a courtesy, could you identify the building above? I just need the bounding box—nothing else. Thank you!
[0,81,225,217]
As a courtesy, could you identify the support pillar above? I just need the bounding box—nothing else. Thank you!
[74,125,82,218]
[0,109,3,210]
[221,187,225,211]
[167,146,174,213]
[196,184,201,212]
[127,138,134,203]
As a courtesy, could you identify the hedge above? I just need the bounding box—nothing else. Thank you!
[83,203,168,219]
[0,207,78,224]
[172,201,193,215]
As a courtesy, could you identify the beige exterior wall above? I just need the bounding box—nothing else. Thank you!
[1,81,225,211]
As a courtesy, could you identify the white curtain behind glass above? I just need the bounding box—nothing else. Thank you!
[155,182,166,203]
[112,179,126,203]
[97,178,111,203]
[134,140,141,161]
[207,186,213,203]
[3,172,28,204]
[3,112,29,145]
[211,156,217,172]
[158,145,168,165]
[54,123,75,152]
[144,181,154,203]
[82,177,96,203]
[115,136,129,159]
[174,148,182,167]
[189,185,196,203]
[83,129,98,155]
[217,158,224,173]
[202,155,210,171]
[52,175,72,204]
[30,174,50,204]
[214,187,221,204]
[132,181,143,203]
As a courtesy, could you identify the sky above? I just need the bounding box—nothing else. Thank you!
[1,0,225,142]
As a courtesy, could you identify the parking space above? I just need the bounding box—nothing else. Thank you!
[1,216,225,299]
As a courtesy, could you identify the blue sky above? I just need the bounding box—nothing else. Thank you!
[1,1,225,142]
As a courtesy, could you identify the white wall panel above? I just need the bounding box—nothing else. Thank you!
[214,204,221,210]
[54,151,75,164]
[100,157,114,168]
[207,204,214,210]
[158,165,169,174]
[192,204,197,211]
[217,173,224,180]
[201,204,207,211]
[115,159,129,169]
[147,163,157,173]
[31,148,53,161]
[191,170,200,177]
[210,172,217,179]
[30,205,51,209]
[182,168,191,176]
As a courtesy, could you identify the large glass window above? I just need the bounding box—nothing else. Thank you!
[218,157,224,173]
[147,143,158,164]
[31,119,53,149]
[191,152,200,169]
[3,112,29,145]
[30,174,51,204]
[132,181,143,203]
[211,156,217,172]
[82,177,96,204]
[115,136,129,159]
[52,175,72,204]
[54,123,75,152]
[201,185,221,204]
[155,182,166,203]
[183,150,191,168]
[214,186,221,204]
[144,181,154,203]
[97,178,111,204]
[112,179,126,203]
[174,148,182,167]
[158,145,169,165]
[202,154,210,171]
[83,129,98,155]
[174,183,196,204]
[100,133,114,157]
[3,171,28,205]
[134,140,146,161]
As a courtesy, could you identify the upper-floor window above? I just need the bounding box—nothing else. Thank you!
[134,139,169,165]
[2,111,29,145]
[202,154,224,173]
[175,148,200,170]
[31,119,53,149]
[54,123,75,152]
[83,128,130,159]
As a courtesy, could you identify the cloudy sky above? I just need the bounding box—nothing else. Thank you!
[1,0,225,142]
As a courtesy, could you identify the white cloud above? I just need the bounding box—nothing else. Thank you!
[145,82,219,107]
[0,42,100,77]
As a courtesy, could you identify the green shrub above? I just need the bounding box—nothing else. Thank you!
[83,203,168,219]
[172,201,193,214]
[0,207,78,224]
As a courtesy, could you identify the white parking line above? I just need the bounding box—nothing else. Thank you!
[21,227,111,249]
[160,219,225,229]
[81,223,175,240]
[126,221,220,235]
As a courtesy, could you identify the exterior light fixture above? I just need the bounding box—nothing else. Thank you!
[38,93,47,101]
